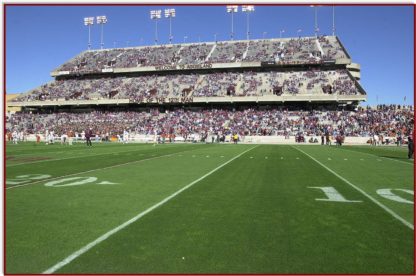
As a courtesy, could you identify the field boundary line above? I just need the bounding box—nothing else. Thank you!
[6,145,210,190]
[6,144,140,156]
[335,146,413,166]
[6,144,198,167]
[292,146,414,230]
[42,145,258,274]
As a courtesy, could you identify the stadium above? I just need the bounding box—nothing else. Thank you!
[4,4,414,274]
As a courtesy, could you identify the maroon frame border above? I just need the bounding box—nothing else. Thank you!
[2,2,415,276]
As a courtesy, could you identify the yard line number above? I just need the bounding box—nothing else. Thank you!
[6,175,413,205]
[6,174,118,187]
[309,186,413,205]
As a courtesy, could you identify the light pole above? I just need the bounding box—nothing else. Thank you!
[96,15,107,49]
[279,29,285,38]
[183,36,188,43]
[310,5,319,37]
[226,5,238,41]
[297,28,302,38]
[150,10,161,45]
[214,33,218,43]
[332,5,336,36]
[165,8,176,44]
[83,17,94,50]
[242,5,254,40]
[262,31,267,39]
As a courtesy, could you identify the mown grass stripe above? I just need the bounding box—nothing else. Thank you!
[336,146,413,166]
[42,145,258,274]
[6,146,207,190]
[6,144,203,167]
[292,146,414,230]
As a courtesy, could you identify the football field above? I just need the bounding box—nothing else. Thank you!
[5,142,414,274]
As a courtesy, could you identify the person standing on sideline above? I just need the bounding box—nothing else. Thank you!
[408,134,414,159]
[123,129,129,144]
[86,128,93,146]
[68,130,74,146]
[12,130,18,144]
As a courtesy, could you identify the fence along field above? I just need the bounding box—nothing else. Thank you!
[5,143,413,274]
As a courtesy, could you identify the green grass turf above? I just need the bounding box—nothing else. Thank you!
[5,142,414,274]
[336,145,413,164]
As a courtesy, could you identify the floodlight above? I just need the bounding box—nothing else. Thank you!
[96,15,107,24]
[226,5,238,13]
[242,5,254,12]
[150,10,162,19]
[84,17,94,26]
[165,8,176,18]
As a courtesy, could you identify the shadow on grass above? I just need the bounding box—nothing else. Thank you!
[381,155,413,162]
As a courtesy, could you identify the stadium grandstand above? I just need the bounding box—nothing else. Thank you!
[5,35,413,143]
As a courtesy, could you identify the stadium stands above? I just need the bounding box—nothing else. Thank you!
[9,35,364,107]
[51,36,350,75]
[11,69,363,102]
[7,34,389,143]
[6,106,414,139]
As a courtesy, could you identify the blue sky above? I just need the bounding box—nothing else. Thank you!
[5,5,414,105]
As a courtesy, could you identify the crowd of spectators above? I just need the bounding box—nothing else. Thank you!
[12,69,363,102]
[53,36,348,74]
[6,105,413,141]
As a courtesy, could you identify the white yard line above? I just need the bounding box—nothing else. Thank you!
[6,146,207,190]
[337,146,413,166]
[42,145,258,274]
[7,150,140,167]
[6,144,193,167]
[292,146,414,230]
[6,145,123,157]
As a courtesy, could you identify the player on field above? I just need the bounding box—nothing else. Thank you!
[408,134,414,159]
[12,130,18,144]
[68,130,74,145]
[48,130,55,144]
[123,129,129,144]
[85,128,93,146]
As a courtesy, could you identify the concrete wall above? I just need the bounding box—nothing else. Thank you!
[22,134,380,146]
